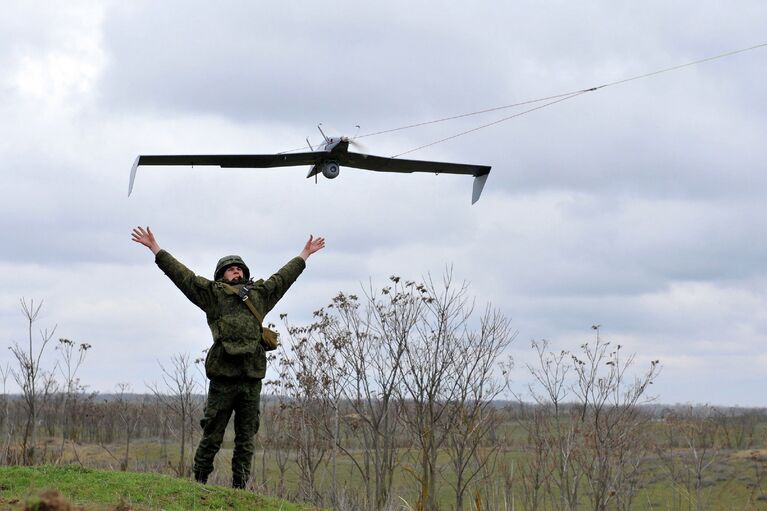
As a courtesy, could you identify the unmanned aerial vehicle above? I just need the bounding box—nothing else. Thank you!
[129,125,491,204]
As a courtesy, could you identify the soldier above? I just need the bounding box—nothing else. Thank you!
[131,226,325,488]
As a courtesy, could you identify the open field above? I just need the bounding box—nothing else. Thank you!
[4,419,767,511]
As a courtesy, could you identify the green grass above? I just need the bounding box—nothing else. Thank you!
[0,465,321,511]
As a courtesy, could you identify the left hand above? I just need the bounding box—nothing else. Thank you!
[299,235,326,261]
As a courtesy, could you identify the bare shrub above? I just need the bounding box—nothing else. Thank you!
[148,353,200,476]
[274,271,515,511]
[8,298,58,464]
[523,326,660,511]
[300,283,416,511]
[656,405,722,511]
[270,322,334,504]
[55,338,91,455]
[98,383,146,471]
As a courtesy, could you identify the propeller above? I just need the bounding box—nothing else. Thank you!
[347,125,369,154]
[318,122,370,153]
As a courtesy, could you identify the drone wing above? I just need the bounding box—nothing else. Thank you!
[130,149,491,203]
[129,152,325,195]
[338,152,491,204]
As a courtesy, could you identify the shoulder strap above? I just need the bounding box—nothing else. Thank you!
[220,282,265,323]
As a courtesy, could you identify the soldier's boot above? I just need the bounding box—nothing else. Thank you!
[194,470,209,484]
[232,475,247,490]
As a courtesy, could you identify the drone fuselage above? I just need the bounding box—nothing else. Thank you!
[307,137,349,179]
[320,137,348,153]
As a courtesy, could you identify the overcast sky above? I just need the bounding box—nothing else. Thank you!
[1,1,766,406]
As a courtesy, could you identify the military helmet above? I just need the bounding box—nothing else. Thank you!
[214,255,250,281]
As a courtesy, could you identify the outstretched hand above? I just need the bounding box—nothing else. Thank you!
[299,235,325,261]
[131,226,161,255]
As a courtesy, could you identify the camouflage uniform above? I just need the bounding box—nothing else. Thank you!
[154,249,306,486]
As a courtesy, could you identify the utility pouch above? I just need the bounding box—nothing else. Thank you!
[260,328,279,351]
[221,282,280,352]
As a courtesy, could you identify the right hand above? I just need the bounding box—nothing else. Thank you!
[131,226,161,255]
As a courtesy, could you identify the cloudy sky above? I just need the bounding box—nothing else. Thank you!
[1,1,765,406]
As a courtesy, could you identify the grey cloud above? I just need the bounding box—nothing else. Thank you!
[2,1,767,404]
[98,2,505,125]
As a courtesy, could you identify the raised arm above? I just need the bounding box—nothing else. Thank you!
[131,225,213,311]
[259,235,326,313]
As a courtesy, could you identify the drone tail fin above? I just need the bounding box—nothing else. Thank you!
[471,172,490,204]
[306,165,320,179]
[128,156,141,196]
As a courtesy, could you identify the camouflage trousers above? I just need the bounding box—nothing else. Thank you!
[193,378,262,482]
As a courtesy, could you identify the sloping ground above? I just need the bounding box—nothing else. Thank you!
[0,465,319,511]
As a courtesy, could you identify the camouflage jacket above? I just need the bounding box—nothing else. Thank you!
[155,250,306,380]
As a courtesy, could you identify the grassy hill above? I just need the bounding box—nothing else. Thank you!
[0,465,320,511]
